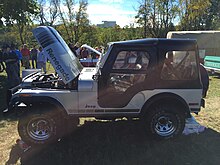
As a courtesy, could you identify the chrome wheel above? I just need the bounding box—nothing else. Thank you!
[153,114,177,137]
[27,116,55,141]
[18,108,62,146]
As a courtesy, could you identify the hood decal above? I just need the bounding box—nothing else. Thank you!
[32,26,83,84]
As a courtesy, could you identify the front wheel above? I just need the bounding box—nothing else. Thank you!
[143,105,185,139]
[18,108,62,146]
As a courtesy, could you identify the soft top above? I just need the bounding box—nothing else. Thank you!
[111,38,197,47]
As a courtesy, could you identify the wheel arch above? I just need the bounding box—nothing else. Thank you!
[10,96,68,117]
[140,92,191,118]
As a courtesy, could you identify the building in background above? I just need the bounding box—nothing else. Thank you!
[97,21,116,28]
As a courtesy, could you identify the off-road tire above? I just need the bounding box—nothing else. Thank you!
[143,104,185,139]
[18,107,62,146]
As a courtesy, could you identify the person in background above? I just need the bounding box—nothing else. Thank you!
[80,47,89,58]
[30,45,38,69]
[68,43,76,55]
[11,44,22,78]
[75,44,81,57]
[21,44,30,69]
[0,48,6,72]
[37,47,47,73]
[91,47,100,59]
[2,44,20,88]
[73,42,80,57]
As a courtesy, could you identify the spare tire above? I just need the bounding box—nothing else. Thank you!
[199,64,209,98]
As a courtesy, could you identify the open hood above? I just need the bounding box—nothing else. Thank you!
[81,44,102,56]
[32,26,83,84]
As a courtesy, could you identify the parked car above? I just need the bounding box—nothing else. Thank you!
[5,26,206,146]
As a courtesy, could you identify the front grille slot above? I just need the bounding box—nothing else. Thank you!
[36,31,57,48]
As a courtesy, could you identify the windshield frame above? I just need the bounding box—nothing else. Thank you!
[98,43,113,70]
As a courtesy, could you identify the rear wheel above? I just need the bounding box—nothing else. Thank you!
[18,107,62,146]
[143,104,185,139]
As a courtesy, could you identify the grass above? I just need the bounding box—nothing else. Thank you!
[0,65,220,165]
[194,75,220,131]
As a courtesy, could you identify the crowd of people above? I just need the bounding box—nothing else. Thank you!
[0,44,47,88]
[0,42,103,88]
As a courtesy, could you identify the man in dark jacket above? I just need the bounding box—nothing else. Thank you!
[11,44,22,77]
[2,44,20,88]
[0,49,6,72]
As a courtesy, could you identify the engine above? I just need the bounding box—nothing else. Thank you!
[22,72,78,89]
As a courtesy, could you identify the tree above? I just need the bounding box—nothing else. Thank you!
[135,0,149,37]
[58,0,89,43]
[178,0,212,30]
[203,0,220,29]
[135,0,177,38]
[38,0,60,26]
[58,0,75,42]
[1,0,39,44]
[74,0,89,42]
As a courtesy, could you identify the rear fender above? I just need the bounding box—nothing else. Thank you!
[141,93,191,118]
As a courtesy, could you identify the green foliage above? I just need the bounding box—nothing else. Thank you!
[204,0,220,29]
[0,0,219,48]
[55,24,143,48]
[135,0,178,38]
[177,0,220,30]
[1,0,39,24]
[57,0,90,43]
[1,0,39,44]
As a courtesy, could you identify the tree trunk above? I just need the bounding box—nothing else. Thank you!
[17,24,24,44]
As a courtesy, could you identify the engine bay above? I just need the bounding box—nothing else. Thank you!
[22,72,78,90]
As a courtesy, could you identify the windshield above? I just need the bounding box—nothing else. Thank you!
[32,26,83,84]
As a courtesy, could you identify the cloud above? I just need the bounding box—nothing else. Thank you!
[87,3,136,27]
[38,0,138,27]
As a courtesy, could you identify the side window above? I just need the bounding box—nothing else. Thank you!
[109,50,150,92]
[113,51,149,70]
[161,50,198,80]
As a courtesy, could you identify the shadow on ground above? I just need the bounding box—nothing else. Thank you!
[6,120,220,165]
[0,75,19,123]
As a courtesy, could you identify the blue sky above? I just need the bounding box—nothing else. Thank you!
[87,0,139,27]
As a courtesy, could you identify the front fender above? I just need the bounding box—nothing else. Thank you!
[6,95,66,116]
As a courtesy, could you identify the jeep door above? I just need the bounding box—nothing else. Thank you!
[98,45,156,108]
[157,41,202,89]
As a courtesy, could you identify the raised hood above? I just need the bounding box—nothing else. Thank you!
[32,26,83,84]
